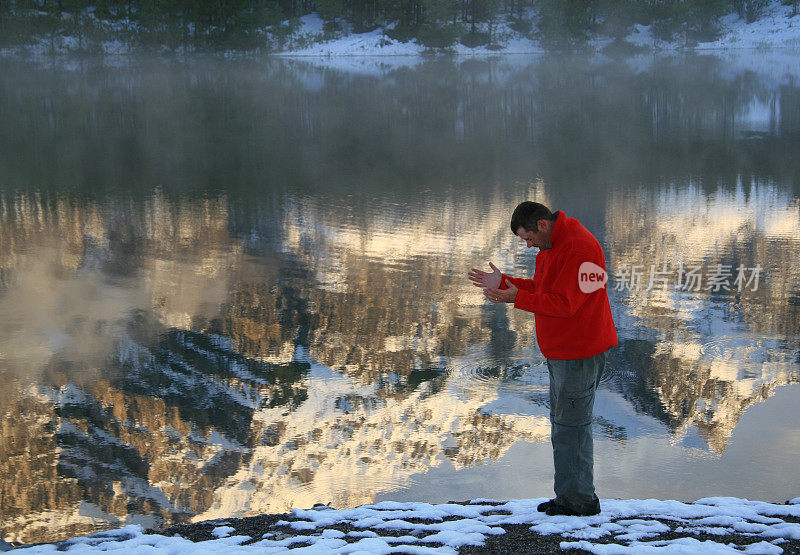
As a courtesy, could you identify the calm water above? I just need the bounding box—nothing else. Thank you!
[1,52,799,544]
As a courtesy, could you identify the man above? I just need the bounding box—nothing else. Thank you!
[468,201,617,517]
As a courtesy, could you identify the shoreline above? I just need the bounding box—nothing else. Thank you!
[3,40,800,60]
[11,496,800,553]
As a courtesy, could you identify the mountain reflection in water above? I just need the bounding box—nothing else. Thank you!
[0,52,799,544]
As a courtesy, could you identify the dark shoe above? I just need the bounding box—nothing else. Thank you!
[545,502,601,517]
[537,499,556,512]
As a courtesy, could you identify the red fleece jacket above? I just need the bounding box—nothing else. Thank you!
[501,211,618,360]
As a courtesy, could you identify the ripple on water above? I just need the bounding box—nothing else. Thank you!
[447,355,549,395]
[698,336,758,362]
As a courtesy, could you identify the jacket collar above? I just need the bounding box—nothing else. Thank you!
[549,210,566,247]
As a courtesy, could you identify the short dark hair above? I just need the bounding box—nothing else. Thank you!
[510,202,555,235]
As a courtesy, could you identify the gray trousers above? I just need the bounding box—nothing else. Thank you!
[547,351,606,512]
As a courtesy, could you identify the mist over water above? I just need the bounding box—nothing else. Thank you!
[1,52,799,544]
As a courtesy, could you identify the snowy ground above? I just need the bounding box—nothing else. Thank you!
[624,1,800,50]
[273,13,546,57]
[275,1,800,59]
[11,496,800,553]
[2,0,799,63]
[265,2,800,74]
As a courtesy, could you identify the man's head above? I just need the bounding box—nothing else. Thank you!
[511,201,557,249]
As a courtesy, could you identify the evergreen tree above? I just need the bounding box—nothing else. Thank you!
[733,0,770,22]
[459,0,502,45]
[418,0,460,47]
[0,0,788,51]
[318,0,347,32]
[537,0,592,48]
[596,0,642,41]
[507,0,534,36]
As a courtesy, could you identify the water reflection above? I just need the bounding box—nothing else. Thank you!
[1,53,799,544]
[605,180,800,453]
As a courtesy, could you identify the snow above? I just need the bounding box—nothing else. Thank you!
[210,526,236,538]
[3,0,798,67]
[273,2,800,63]
[13,496,800,553]
[274,13,546,58]
[268,3,800,76]
[703,2,800,49]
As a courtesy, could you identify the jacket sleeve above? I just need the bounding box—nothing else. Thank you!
[500,273,535,293]
[513,249,596,318]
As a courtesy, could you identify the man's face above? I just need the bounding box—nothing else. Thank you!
[516,223,550,249]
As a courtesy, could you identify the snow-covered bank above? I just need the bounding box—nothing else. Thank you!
[12,496,800,553]
[272,13,547,57]
[274,1,800,59]
[3,0,799,64]
[623,1,800,51]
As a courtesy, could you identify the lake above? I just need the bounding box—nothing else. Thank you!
[1,51,799,544]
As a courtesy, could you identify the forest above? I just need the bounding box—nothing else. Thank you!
[1,0,799,50]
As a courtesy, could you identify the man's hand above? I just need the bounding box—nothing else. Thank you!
[468,262,502,290]
[485,282,518,304]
